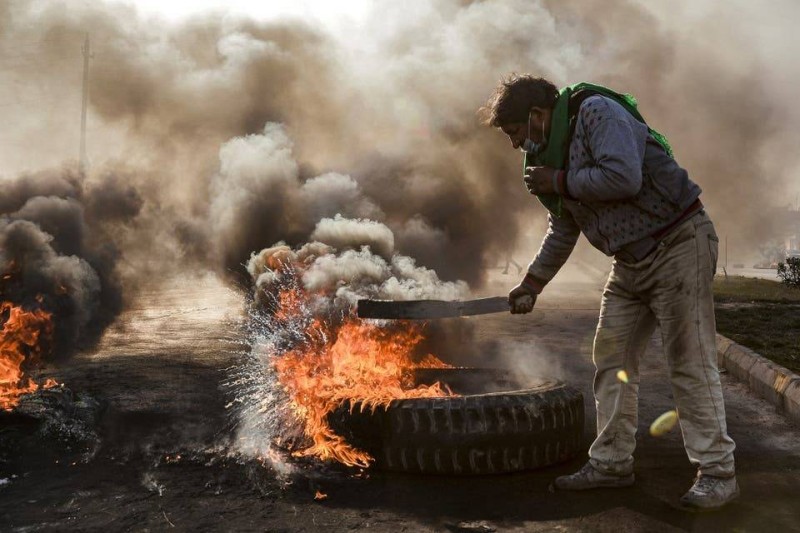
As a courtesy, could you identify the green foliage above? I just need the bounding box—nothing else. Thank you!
[777,257,800,289]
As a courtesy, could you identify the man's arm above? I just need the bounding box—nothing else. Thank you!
[561,97,649,202]
[521,211,581,294]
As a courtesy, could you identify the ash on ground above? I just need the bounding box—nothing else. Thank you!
[0,386,103,467]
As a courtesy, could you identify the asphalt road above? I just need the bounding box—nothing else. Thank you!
[2,273,800,532]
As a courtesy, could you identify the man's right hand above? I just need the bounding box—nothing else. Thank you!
[508,283,537,314]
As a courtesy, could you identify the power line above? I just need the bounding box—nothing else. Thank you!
[0,35,65,46]
[0,49,75,60]
[0,97,72,109]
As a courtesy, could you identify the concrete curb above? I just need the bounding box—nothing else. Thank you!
[717,333,800,425]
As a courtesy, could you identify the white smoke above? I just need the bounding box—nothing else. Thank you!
[300,173,384,222]
[310,216,395,260]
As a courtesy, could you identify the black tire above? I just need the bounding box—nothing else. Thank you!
[328,368,584,475]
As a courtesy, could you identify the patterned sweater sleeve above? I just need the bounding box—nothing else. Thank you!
[565,96,649,201]
[523,211,581,294]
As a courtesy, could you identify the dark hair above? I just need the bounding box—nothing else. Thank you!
[480,74,559,127]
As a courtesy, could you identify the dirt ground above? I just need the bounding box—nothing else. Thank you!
[2,273,800,532]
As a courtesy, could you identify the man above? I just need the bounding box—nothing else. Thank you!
[481,74,738,510]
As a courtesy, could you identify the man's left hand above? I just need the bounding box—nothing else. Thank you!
[524,166,558,195]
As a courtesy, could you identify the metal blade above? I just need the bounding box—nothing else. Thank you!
[356,296,509,319]
[460,296,511,316]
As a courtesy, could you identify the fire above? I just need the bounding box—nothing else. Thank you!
[0,301,56,411]
[263,274,454,468]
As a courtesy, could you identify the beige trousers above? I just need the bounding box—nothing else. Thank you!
[588,210,736,478]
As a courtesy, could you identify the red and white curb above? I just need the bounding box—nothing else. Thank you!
[717,334,800,425]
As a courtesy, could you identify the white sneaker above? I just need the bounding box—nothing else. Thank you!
[680,475,740,510]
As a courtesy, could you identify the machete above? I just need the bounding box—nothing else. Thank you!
[356,296,510,320]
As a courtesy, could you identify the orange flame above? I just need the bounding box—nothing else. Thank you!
[0,301,57,411]
[267,282,454,468]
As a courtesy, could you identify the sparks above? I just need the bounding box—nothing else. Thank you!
[240,248,456,468]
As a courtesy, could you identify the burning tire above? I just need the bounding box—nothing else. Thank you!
[328,368,584,475]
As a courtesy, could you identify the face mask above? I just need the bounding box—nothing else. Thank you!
[520,138,542,154]
[520,109,547,155]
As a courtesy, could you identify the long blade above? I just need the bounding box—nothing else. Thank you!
[356,296,509,319]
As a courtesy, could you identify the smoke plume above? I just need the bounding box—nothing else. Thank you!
[2,0,799,354]
[0,167,140,359]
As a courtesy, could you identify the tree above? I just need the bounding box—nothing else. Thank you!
[777,257,800,288]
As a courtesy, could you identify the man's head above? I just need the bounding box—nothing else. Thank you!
[481,74,558,151]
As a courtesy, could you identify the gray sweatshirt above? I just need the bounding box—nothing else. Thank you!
[525,95,702,292]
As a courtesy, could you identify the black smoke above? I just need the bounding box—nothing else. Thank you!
[0,167,141,360]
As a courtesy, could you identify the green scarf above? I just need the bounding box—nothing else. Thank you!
[525,82,673,217]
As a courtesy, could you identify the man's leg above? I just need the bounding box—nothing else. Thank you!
[589,267,657,475]
[649,212,737,507]
[556,264,655,489]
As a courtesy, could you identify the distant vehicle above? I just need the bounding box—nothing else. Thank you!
[753,262,780,269]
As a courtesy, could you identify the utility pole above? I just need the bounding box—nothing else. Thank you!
[723,234,728,280]
[79,33,90,174]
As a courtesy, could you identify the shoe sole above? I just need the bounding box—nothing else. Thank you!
[679,488,740,511]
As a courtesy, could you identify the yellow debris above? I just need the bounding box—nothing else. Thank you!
[616,370,629,384]
[650,410,679,437]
